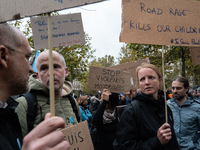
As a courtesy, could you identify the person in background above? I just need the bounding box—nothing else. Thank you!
[0,23,70,150]
[78,96,92,126]
[168,76,200,150]
[196,87,200,102]
[166,88,172,100]
[87,93,93,107]
[89,92,101,114]
[130,88,136,100]
[193,85,199,100]
[113,63,179,150]
[92,89,119,150]
[124,92,132,105]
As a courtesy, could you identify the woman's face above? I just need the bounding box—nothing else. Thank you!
[138,68,162,100]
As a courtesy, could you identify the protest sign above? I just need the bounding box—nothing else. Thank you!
[109,59,149,88]
[31,13,85,49]
[0,0,105,23]
[120,0,200,47]
[87,66,131,93]
[61,121,94,150]
[190,47,200,66]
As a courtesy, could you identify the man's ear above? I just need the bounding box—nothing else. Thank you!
[65,67,69,77]
[0,45,9,68]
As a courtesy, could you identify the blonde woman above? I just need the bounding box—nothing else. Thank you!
[113,63,179,150]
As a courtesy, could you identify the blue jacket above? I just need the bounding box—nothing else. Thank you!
[79,106,92,122]
[168,97,200,150]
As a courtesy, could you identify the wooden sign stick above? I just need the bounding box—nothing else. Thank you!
[48,13,55,117]
[162,46,168,123]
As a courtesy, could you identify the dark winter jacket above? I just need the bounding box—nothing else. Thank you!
[113,92,179,150]
[0,97,23,150]
[92,100,118,150]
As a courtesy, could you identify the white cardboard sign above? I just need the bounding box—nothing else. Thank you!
[31,13,85,49]
[0,0,105,23]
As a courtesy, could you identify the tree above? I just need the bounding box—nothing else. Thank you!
[117,43,200,88]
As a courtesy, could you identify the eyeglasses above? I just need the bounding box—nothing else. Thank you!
[5,46,32,62]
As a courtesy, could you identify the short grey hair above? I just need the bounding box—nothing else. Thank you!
[0,23,23,50]
[35,50,66,70]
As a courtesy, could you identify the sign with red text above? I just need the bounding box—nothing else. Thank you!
[31,13,85,49]
[87,66,131,93]
[61,121,94,150]
[109,59,149,88]
[190,47,200,66]
[121,0,200,46]
[0,0,105,23]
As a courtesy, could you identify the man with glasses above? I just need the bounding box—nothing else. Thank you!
[0,23,70,150]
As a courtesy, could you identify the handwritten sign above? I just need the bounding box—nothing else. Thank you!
[87,66,131,93]
[190,47,200,66]
[121,0,200,47]
[31,13,85,49]
[61,121,94,150]
[109,59,149,88]
[0,0,105,23]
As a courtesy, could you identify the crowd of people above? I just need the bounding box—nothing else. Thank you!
[1,23,200,150]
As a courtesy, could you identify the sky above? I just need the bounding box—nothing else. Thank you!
[59,0,124,60]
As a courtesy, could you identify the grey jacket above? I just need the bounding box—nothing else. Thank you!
[168,97,200,150]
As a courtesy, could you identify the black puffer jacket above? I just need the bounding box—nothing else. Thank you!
[0,97,23,150]
[113,92,179,150]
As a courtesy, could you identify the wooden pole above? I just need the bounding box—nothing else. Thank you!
[48,13,55,117]
[162,46,168,123]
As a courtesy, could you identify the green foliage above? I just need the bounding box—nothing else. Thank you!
[55,33,95,82]
[117,43,200,88]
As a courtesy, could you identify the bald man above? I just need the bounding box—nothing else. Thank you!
[16,50,81,137]
[0,23,69,150]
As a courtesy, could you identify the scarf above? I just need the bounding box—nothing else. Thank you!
[103,109,115,124]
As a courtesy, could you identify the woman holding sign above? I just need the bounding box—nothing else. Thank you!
[92,89,119,150]
[113,63,179,150]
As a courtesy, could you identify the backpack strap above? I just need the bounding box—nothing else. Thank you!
[21,91,37,133]
[67,95,81,123]
[130,100,141,134]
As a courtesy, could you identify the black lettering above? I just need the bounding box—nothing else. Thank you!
[102,69,107,75]
[96,75,100,80]
[151,8,156,14]
[116,70,120,76]
[157,8,163,15]
[139,3,146,12]
[130,21,135,29]
[68,135,74,145]
[78,131,84,142]
[74,133,78,143]
[110,70,115,76]
[157,25,162,32]
[95,83,99,89]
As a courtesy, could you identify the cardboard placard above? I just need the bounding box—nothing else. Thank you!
[109,59,149,88]
[61,121,94,150]
[87,66,131,93]
[121,0,200,47]
[0,0,105,23]
[31,13,85,49]
[190,47,200,66]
